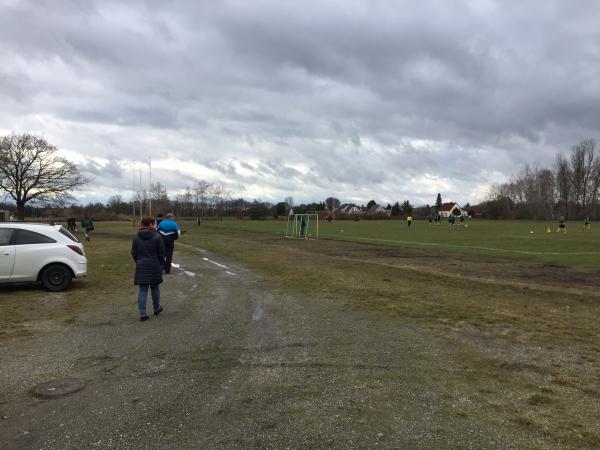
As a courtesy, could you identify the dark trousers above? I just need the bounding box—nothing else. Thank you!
[164,239,175,273]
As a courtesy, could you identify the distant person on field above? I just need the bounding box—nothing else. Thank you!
[157,213,181,274]
[448,214,454,227]
[460,215,465,225]
[300,216,307,237]
[132,216,165,321]
[81,216,94,241]
[556,216,567,234]
[584,215,591,231]
[406,215,413,228]
[68,217,77,232]
[428,215,433,225]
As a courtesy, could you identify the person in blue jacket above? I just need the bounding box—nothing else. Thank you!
[131,216,165,321]
[157,212,181,274]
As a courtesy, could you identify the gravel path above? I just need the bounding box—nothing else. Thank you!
[0,248,551,449]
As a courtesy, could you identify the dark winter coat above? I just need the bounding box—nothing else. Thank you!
[131,228,165,285]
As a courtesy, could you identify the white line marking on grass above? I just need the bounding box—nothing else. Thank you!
[178,243,207,252]
[321,235,600,256]
[201,256,233,272]
[209,260,229,269]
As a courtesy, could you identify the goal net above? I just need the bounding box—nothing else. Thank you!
[285,213,319,239]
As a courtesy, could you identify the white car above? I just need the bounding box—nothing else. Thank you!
[0,223,87,291]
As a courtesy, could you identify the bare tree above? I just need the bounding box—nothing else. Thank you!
[193,180,212,218]
[107,194,123,213]
[0,133,88,220]
[570,139,596,217]
[554,153,571,217]
[150,181,170,214]
[182,186,193,217]
[571,139,596,216]
[284,196,294,209]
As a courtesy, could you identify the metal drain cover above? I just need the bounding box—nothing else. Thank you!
[33,378,85,398]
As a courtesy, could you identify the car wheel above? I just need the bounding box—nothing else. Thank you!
[41,264,73,292]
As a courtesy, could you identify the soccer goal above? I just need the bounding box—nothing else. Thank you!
[285,213,319,239]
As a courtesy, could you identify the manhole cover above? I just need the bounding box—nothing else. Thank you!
[33,378,85,398]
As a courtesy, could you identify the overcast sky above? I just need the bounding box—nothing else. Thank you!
[1,0,599,207]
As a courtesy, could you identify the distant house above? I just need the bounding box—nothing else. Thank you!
[337,203,362,214]
[366,204,391,216]
[439,202,467,218]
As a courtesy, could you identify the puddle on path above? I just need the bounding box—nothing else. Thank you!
[252,306,263,321]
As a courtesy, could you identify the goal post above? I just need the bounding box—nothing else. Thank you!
[285,213,319,239]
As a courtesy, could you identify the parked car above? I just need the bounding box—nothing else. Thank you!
[0,223,87,291]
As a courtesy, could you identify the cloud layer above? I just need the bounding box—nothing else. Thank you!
[1,0,599,206]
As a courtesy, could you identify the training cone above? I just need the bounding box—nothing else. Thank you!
[546,226,551,234]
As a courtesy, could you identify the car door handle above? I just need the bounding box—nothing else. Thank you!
[0,251,10,256]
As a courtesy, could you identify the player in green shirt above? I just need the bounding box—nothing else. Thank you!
[584,215,591,231]
[556,216,566,234]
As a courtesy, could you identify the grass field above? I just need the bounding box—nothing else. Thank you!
[183,218,600,447]
[196,218,600,268]
[2,219,600,447]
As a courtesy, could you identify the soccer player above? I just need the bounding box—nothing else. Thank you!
[407,215,413,228]
[556,216,567,234]
[584,215,591,231]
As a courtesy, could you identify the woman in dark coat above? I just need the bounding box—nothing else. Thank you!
[131,216,165,321]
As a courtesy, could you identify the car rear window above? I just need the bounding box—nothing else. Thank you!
[0,228,13,246]
[12,229,57,245]
[59,227,80,243]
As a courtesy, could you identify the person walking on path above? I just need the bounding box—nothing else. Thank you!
[132,216,165,321]
[157,212,181,274]
[81,216,94,241]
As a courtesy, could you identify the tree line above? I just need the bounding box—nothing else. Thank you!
[482,139,599,219]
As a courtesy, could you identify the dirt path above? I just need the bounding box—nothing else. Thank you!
[0,248,554,449]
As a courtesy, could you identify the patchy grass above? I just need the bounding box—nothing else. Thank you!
[2,221,600,447]
[196,218,600,268]
[0,223,137,339]
[182,220,600,448]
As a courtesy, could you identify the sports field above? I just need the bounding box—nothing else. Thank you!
[2,220,600,447]
[198,218,600,268]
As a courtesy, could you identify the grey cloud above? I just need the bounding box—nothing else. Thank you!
[1,0,599,206]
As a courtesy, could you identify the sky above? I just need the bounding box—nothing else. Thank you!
[1,0,599,207]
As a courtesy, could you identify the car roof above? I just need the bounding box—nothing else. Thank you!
[0,222,64,233]
[0,222,57,228]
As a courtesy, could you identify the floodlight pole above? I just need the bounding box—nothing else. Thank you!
[148,157,152,217]
[132,169,136,226]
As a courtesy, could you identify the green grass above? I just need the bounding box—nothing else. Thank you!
[0,222,137,339]
[3,220,600,447]
[194,218,600,268]
[180,219,600,448]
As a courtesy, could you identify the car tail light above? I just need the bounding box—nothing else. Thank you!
[67,245,84,256]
